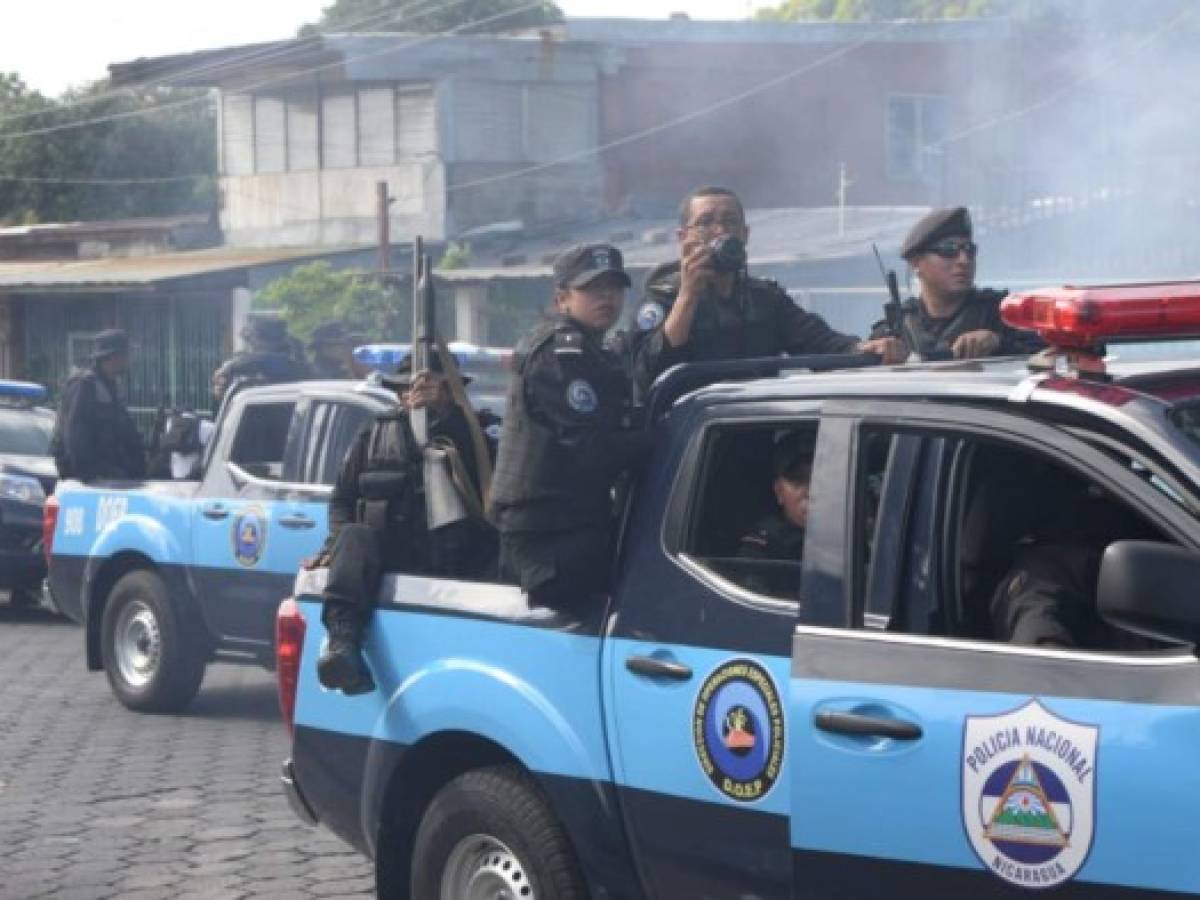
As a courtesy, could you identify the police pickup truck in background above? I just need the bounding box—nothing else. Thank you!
[47,379,392,712]
[281,283,1200,899]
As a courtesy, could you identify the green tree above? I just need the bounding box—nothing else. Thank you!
[755,0,1132,24]
[0,76,217,225]
[299,0,562,37]
[257,262,412,342]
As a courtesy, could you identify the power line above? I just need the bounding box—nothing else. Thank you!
[0,0,446,129]
[0,0,534,143]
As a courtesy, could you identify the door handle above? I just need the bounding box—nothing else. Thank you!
[201,504,229,521]
[279,514,316,530]
[625,654,693,681]
[814,710,922,741]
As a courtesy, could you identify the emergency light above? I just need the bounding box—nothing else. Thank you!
[1001,281,1200,350]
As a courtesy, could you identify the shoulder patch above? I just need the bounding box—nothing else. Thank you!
[566,379,599,413]
[553,329,584,355]
[485,422,502,441]
[636,301,666,331]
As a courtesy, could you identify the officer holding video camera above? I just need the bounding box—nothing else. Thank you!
[631,186,904,396]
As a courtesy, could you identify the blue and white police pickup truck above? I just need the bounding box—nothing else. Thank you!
[281,283,1200,899]
[47,379,392,712]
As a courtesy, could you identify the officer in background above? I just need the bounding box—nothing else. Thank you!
[211,315,309,404]
[631,186,904,396]
[870,206,1041,359]
[736,431,811,596]
[307,321,356,379]
[489,244,651,615]
[317,355,496,695]
[51,329,146,481]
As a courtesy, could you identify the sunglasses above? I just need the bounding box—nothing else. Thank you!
[927,240,978,260]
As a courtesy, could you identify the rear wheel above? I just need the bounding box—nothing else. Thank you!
[408,765,585,900]
[100,570,205,713]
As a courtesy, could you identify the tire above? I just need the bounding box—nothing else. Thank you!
[408,765,586,900]
[100,569,206,713]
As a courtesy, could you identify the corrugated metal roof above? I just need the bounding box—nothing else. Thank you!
[0,246,353,290]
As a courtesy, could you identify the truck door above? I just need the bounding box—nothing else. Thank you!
[192,394,373,650]
[788,401,1200,897]
[603,407,826,899]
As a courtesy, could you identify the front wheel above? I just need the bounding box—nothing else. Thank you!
[100,570,205,713]
[409,765,586,900]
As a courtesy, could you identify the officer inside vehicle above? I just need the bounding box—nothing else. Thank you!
[489,243,651,615]
[870,206,1041,359]
[51,329,146,482]
[307,321,356,379]
[316,354,496,695]
[736,430,811,596]
[630,186,905,396]
[211,315,310,405]
[990,484,1160,650]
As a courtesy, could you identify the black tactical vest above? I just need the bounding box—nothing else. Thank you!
[356,413,421,536]
[490,320,628,531]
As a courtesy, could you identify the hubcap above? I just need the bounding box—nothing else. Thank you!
[441,834,534,900]
[113,600,161,689]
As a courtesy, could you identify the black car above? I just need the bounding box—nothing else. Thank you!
[0,381,56,609]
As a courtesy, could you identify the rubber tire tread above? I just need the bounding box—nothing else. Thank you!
[100,569,205,713]
[408,764,586,900]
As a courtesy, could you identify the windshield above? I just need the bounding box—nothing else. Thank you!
[0,409,53,456]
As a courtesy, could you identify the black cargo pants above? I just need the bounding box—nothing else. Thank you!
[320,524,383,632]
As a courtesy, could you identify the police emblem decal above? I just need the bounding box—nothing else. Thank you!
[592,249,611,269]
[231,506,268,568]
[566,379,599,413]
[961,700,1098,889]
[693,658,785,803]
[637,301,666,331]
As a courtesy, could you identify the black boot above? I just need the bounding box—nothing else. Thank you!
[317,617,375,696]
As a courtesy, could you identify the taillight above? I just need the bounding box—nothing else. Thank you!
[276,598,307,735]
[42,495,59,566]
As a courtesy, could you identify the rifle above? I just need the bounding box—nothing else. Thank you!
[410,238,473,530]
[872,244,937,363]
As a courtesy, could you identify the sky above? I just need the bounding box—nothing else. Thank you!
[3,0,760,97]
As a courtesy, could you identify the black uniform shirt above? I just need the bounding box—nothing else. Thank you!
[631,261,860,396]
[736,512,806,597]
[53,367,145,481]
[490,315,650,532]
[869,288,1042,358]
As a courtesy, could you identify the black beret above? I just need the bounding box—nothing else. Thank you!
[900,207,972,259]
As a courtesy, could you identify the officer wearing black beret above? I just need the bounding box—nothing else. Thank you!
[489,244,651,615]
[50,329,146,482]
[870,206,1040,359]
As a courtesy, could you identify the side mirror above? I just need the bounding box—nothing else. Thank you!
[1097,541,1200,645]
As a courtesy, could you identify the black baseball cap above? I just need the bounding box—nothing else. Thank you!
[553,243,632,290]
[379,351,472,389]
[772,430,816,479]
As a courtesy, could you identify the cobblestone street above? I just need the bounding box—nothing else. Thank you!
[0,604,373,899]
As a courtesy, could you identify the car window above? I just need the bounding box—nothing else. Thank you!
[305,401,372,486]
[0,409,53,456]
[853,424,1176,653]
[678,420,818,603]
[228,401,295,481]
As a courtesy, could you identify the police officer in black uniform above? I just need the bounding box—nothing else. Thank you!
[869,206,1041,359]
[489,244,651,615]
[631,186,904,396]
[316,355,496,694]
[736,431,811,596]
[211,315,309,404]
[51,329,146,482]
[307,321,356,379]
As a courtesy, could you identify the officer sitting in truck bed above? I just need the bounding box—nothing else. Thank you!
[316,354,496,695]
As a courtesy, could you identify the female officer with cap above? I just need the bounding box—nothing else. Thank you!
[489,244,650,615]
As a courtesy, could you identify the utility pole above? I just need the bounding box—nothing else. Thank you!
[836,162,852,238]
[376,181,391,275]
